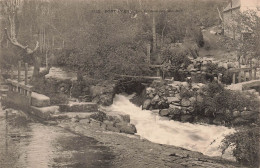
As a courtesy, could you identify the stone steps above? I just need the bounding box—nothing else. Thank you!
[51,112,96,120]
[59,102,98,113]
[30,105,59,119]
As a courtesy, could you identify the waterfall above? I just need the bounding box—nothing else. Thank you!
[105,94,235,159]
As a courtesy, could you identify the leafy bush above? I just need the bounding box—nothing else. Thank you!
[204,63,233,84]
[194,82,260,119]
[161,44,192,71]
[221,127,260,167]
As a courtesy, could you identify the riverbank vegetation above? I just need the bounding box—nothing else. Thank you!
[0,0,228,79]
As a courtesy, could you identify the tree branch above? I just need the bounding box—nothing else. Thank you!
[4,27,28,49]
[5,28,39,55]
[217,7,223,22]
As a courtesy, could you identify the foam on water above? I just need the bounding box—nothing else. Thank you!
[105,94,235,157]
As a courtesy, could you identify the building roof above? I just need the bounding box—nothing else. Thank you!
[223,0,241,12]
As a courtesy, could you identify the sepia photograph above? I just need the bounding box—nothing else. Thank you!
[0,0,259,167]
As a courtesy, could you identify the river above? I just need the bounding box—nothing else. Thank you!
[0,103,114,168]
[105,94,235,159]
[0,93,236,168]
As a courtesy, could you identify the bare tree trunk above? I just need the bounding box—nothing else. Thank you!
[152,12,156,52]
[217,7,224,34]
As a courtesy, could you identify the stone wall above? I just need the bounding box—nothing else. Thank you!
[142,80,259,126]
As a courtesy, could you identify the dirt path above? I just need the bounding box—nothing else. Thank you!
[58,119,245,168]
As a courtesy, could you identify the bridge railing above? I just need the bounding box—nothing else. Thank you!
[229,67,257,84]
[6,61,33,105]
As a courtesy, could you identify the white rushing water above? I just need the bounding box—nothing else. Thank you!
[106,94,235,158]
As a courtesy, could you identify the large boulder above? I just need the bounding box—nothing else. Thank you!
[115,122,137,134]
[142,99,151,110]
[89,81,116,106]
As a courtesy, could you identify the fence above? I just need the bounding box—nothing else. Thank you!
[229,67,257,84]
[6,61,33,105]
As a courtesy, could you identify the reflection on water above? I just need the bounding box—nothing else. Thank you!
[0,104,114,168]
[106,94,235,158]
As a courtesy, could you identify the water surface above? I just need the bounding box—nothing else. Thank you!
[0,104,114,168]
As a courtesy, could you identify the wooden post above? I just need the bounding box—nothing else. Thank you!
[11,65,14,80]
[25,63,28,85]
[249,61,252,81]
[242,70,245,82]
[147,44,151,64]
[232,73,236,84]
[156,68,160,77]
[249,70,252,81]
[238,70,241,83]
[18,61,21,83]
[28,90,32,105]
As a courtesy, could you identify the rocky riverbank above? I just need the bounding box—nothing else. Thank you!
[139,80,259,127]
[58,118,243,168]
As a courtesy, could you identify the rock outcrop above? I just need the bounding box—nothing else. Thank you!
[90,81,117,106]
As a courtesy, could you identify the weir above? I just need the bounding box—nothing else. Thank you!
[105,94,235,159]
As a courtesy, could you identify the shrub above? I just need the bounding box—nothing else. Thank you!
[221,126,260,167]
[203,63,233,84]
[195,82,260,120]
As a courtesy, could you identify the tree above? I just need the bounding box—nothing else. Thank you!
[2,0,51,81]
[228,10,260,65]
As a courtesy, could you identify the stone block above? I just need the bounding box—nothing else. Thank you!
[167,97,180,103]
[59,102,98,112]
[31,92,51,107]
[52,112,93,120]
[31,105,59,119]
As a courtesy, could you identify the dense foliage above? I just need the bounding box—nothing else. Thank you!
[204,63,233,84]
[221,126,259,168]
[194,82,260,119]
[0,0,228,79]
